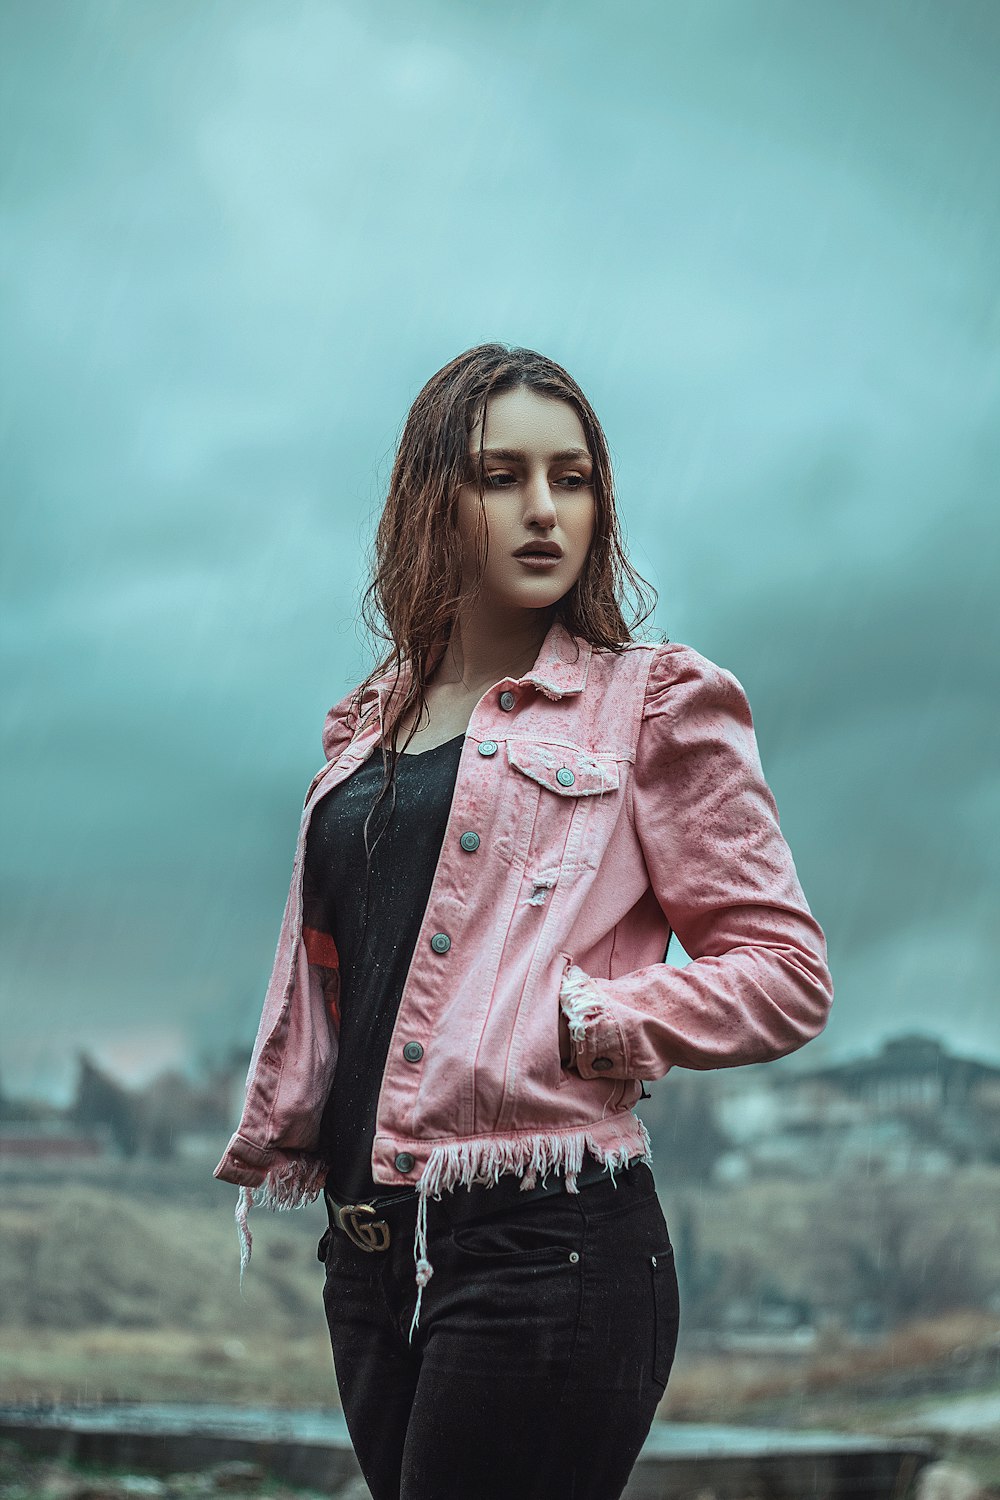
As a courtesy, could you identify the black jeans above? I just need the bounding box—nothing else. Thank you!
[317,1158,680,1500]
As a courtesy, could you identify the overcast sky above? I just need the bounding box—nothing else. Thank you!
[2,0,998,1103]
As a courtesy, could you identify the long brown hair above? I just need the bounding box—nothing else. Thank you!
[347,342,658,866]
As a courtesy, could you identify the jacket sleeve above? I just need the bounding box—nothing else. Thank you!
[560,644,833,1078]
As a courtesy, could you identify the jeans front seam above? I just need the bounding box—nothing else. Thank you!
[546,1188,588,1416]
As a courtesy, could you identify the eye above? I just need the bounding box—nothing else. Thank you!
[477,470,593,492]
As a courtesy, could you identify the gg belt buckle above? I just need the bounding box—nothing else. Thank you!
[336,1201,391,1251]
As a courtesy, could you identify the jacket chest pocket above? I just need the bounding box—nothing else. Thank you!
[495,740,621,872]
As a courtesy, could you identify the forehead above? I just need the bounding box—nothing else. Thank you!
[469,386,590,455]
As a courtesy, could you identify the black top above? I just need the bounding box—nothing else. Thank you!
[302,731,466,1202]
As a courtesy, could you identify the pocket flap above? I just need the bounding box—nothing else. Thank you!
[506,741,620,797]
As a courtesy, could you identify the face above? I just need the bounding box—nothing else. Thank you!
[456,385,597,618]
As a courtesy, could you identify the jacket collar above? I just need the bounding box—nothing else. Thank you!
[519,616,592,700]
[359,616,593,728]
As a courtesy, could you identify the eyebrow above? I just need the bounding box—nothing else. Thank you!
[473,447,593,463]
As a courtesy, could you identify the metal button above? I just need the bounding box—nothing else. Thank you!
[403,1041,424,1063]
[569,1251,580,1264]
[651,1255,657,1268]
[430,932,451,953]
[556,766,575,787]
[395,1152,415,1173]
[478,740,498,757]
[460,831,480,852]
[592,1056,613,1071]
[499,691,516,711]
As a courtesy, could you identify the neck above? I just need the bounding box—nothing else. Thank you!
[436,605,558,694]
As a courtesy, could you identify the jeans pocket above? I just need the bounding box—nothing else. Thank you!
[450,1197,583,1263]
[650,1247,680,1386]
[451,1220,580,1262]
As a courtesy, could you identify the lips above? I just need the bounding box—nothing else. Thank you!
[513,542,563,559]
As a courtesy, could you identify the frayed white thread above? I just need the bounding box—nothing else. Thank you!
[529,677,565,702]
[407,1189,435,1343]
[559,964,614,1043]
[236,1186,253,1289]
[232,1155,328,1293]
[525,875,556,907]
[405,1126,647,1341]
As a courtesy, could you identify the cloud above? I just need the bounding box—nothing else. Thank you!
[2,0,998,1095]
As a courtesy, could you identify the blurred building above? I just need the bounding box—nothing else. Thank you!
[712,1033,1000,1182]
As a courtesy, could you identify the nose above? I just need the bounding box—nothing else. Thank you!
[522,467,559,528]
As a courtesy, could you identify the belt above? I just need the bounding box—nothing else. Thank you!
[323,1151,632,1254]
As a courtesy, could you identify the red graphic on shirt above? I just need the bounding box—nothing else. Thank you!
[303,925,341,1031]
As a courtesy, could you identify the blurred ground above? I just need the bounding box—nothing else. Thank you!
[0,1442,372,1500]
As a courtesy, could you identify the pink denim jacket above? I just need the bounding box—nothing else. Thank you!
[214,618,833,1336]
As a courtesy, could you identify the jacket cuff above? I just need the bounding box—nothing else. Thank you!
[214,1133,330,1202]
[213,1132,274,1188]
[558,964,629,1079]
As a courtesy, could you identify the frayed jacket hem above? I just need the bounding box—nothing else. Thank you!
[405,1112,653,1343]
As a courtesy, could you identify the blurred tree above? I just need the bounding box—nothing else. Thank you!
[68,1052,141,1157]
[810,1178,995,1326]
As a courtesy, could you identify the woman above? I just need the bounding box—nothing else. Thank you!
[214,343,834,1500]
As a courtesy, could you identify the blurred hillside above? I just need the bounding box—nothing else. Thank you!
[1,1152,998,1419]
[3,1028,999,1409]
